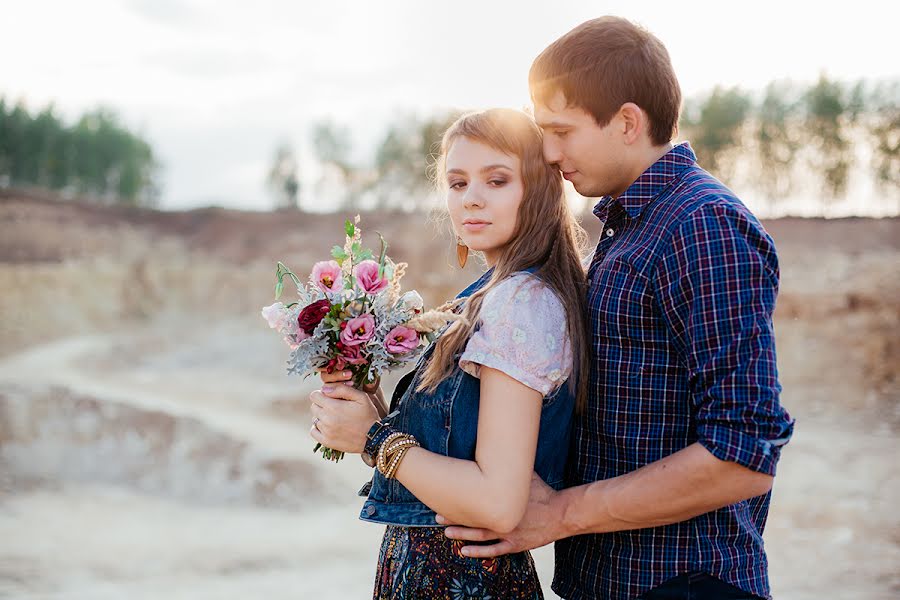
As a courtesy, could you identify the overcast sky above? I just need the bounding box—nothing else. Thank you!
[2,0,898,211]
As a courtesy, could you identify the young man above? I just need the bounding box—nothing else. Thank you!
[441,16,795,600]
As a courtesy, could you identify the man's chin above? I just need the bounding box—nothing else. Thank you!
[572,181,604,198]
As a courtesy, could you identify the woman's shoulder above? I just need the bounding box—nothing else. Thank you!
[482,272,564,316]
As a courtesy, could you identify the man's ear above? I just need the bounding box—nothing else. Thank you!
[619,102,644,145]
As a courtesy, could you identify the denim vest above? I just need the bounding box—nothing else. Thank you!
[359,269,576,527]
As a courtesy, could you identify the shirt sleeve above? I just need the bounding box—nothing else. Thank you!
[459,274,572,396]
[653,202,794,476]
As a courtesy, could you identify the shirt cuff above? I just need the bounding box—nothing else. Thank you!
[697,420,795,476]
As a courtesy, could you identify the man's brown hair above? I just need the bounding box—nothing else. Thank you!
[529,16,682,145]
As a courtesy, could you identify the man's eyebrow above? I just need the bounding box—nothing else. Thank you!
[537,121,571,129]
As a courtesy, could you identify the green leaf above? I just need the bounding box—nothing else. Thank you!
[357,249,374,261]
[345,220,355,238]
[351,241,362,256]
[274,280,284,299]
[331,245,348,260]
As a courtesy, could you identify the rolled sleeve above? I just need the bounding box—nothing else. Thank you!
[654,202,794,475]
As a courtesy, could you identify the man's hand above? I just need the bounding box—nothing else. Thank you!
[438,473,567,558]
[309,383,379,454]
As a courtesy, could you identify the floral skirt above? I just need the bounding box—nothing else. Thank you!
[373,525,543,599]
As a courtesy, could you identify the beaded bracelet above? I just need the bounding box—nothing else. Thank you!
[383,437,419,479]
[376,432,420,479]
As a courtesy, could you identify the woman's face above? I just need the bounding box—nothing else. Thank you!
[445,136,525,267]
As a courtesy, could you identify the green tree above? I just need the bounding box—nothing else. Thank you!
[373,111,460,209]
[312,120,357,209]
[267,143,301,209]
[864,80,900,196]
[682,86,752,181]
[0,98,159,206]
[803,75,853,198]
[755,82,801,203]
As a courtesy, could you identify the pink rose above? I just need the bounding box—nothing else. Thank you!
[311,260,343,293]
[384,325,419,355]
[353,260,389,294]
[339,313,376,346]
[338,343,368,366]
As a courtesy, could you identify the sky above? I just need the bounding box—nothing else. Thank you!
[1,0,898,212]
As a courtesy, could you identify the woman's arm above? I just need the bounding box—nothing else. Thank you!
[393,366,542,533]
[311,366,543,533]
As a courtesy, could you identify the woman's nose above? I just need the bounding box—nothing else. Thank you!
[463,183,485,208]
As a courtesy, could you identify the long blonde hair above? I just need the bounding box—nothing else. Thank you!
[418,108,590,411]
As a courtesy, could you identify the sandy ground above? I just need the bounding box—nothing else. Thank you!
[0,198,897,599]
[0,316,897,600]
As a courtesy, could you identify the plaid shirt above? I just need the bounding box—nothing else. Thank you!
[553,143,794,600]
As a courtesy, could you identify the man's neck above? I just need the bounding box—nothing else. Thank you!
[614,142,674,199]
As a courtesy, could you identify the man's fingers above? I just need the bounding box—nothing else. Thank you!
[309,424,324,443]
[461,540,514,559]
[443,526,499,542]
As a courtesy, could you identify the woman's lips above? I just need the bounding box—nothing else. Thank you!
[463,221,489,232]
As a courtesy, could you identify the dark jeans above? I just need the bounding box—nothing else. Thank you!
[639,571,766,600]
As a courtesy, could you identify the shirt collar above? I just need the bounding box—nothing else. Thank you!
[592,142,696,221]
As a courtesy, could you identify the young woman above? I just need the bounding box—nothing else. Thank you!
[309,108,589,599]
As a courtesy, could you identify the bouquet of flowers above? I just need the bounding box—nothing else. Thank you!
[261,216,461,461]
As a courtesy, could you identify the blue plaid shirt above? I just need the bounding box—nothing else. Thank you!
[552,143,794,600]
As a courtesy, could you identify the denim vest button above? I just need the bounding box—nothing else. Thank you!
[365,504,377,516]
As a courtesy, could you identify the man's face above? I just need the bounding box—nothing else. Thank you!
[534,90,628,199]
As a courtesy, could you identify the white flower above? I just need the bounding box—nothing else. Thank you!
[400,290,424,311]
[261,302,286,329]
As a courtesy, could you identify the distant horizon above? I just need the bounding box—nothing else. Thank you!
[3,184,898,222]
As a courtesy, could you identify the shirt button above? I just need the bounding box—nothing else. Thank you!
[365,504,376,516]
[606,228,615,237]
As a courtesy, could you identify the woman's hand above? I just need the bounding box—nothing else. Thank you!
[309,383,381,454]
[316,368,387,417]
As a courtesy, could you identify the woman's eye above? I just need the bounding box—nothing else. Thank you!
[449,181,466,190]
[488,179,507,187]
[556,130,568,139]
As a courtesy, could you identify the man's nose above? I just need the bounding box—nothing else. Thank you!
[543,137,563,166]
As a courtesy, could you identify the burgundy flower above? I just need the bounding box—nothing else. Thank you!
[297,299,332,335]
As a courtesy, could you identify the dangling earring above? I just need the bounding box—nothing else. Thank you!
[456,236,468,269]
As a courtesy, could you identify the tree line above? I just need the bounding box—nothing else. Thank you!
[0,100,159,206]
[1,75,895,212]
[271,75,898,212]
